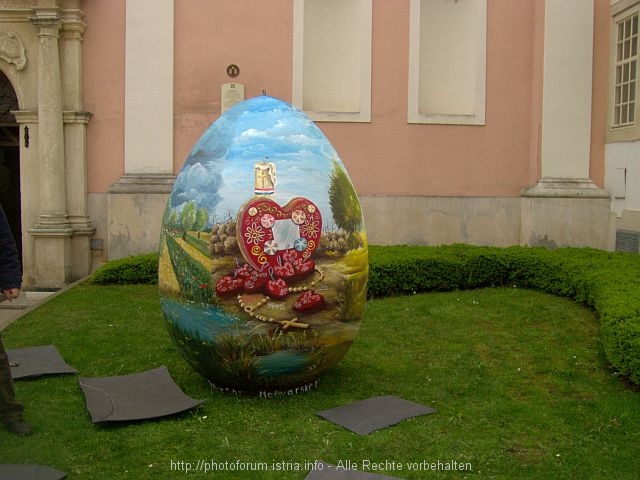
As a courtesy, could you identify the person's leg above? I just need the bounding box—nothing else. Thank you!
[0,335,31,435]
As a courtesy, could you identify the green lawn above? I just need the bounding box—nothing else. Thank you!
[1,284,638,479]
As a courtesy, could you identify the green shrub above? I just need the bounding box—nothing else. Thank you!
[369,244,640,386]
[89,253,159,285]
[87,245,640,386]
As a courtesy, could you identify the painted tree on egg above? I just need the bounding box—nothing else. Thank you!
[329,159,365,250]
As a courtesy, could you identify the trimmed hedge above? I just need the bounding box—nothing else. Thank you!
[88,245,640,385]
[368,244,640,385]
[89,253,159,286]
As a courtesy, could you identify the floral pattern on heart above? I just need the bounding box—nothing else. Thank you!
[237,196,322,271]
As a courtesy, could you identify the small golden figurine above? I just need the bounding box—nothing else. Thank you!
[254,159,276,196]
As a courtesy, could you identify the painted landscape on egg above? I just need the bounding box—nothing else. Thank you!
[158,96,368,393]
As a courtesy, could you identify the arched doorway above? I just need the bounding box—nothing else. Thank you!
[0,71,21,266]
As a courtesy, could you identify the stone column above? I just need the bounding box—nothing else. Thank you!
[60,5,95,279]
[29,7,73,288]
[32,11,67,225]
[521,0,610,249]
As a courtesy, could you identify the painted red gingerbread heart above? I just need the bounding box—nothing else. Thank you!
[293,257,315,280]
[233,261,253,279]
[215,274,244,297]
[236,196,322,271]
[293,290,325,313]
[243,269,269,294]
[273,261,296,280]
[266,277,289,300]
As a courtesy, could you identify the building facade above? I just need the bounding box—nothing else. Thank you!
[0,0,636,289]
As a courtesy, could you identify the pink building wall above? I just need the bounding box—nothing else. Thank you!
[173,0,294,174]
[83,0,125,194]
[0,0,615,289]
[325,0,537,197]
[81,0,609,249]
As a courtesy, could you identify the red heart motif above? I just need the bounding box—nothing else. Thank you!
[293,290,325,313]
[233,261,253,279]
[293,257,315,280]
[236,197,322,271]
[273,261,296,280]
[215,275,244,297]
[243,269,269,294]
[265,277,289,300]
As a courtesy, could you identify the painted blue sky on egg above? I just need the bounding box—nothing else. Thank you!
[170,95,344,230]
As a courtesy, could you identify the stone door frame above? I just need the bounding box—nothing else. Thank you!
[0,1,93,289]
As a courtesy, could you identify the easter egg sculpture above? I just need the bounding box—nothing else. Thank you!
[159,95,368,394]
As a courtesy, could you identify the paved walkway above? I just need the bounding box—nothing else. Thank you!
[0,291,55,331]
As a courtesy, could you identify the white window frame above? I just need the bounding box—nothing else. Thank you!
[608,0,640,142]
[407,0,487,125]
[292,0,372,123]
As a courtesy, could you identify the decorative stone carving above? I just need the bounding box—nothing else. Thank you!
[0,1,30,8]
[0,31,26,71]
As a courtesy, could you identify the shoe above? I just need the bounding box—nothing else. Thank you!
[3,419,33,436]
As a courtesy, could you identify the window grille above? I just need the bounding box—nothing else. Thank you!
[613,13,638,128]
[615,229,640,253]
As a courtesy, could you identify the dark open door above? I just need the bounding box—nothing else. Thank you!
[0,71,21,266]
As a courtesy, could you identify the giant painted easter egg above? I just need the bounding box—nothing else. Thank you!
[159,95,368,394]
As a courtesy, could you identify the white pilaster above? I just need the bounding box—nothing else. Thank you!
[107,0,175,261]
[520,0,609,249]
[524,0,606,197]
[540,0,594,181]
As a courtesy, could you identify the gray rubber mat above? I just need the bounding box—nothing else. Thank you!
[316,395,436,435]
[78,366,205,423]
[0,464,67,480]
[8,345,77,379]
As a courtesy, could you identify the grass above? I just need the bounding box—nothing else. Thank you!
[1,283,639,479]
